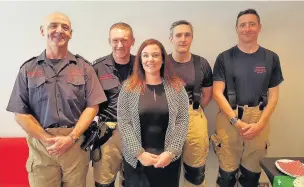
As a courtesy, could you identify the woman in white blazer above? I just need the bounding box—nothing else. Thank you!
[117,39,189,187]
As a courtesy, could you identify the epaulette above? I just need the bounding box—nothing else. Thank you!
[75,54,91,65]
[92,56,107,66]
[20,56,37,69]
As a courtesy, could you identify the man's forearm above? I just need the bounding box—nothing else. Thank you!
[69,105,99,138]
[201,87,212,108]
[201,96,212,108]
[213,92,236,119]
[15,113,52,142]
[258,87,279,127]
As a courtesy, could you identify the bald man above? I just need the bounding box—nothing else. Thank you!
[6,12,107,187]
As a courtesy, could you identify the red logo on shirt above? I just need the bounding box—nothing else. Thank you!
[254,66,266,74]
[69,68,83,76]
[67,68,83,82]
[99,74,113,80]
[27,70,44,78]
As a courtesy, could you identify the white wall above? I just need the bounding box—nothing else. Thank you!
[1,1,303,159]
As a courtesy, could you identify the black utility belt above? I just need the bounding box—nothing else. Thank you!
[46,124,74,129]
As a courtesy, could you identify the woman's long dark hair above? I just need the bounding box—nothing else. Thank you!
[126,39,183,92]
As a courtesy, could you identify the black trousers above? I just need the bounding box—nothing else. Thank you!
[123,157,181,187]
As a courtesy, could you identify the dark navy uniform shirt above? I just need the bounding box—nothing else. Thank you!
[6,51,107,128]
[93,54,135,122]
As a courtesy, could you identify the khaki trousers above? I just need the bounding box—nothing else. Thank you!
[93,123,123,186]
[183,106,209,187]
[26,128,90,187]
[211,105,270,187]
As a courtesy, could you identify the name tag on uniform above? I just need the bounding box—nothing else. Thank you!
[99,74,113,80]
[27,70,44,78]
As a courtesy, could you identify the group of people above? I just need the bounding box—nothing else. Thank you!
[6,8,284,187]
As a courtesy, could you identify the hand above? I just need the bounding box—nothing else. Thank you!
[241,123,264,140]
[46,136,74,156]
[154,152,172,168]
[41,134,54,145]
[137,152,159,166]
[235,120,248,134]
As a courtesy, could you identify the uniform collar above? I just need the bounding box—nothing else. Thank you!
[105,53,135,66]
[103,53,115,66]
[36,50,77,65]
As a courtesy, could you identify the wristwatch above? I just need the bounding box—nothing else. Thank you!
[230,116,239,126]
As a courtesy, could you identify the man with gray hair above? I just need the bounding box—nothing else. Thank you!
[6,12,107,187]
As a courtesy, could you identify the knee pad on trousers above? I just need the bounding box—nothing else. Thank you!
[216,167,238,187]
[238,165,261,187]
[183,163,206,185]
[95,181,115,187]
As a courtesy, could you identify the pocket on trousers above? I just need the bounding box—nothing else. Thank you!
[253,140,270,163]
[210,134,222,154]
[265,140,270,154]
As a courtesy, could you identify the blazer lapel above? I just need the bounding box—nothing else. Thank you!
[163,80,177,148]
[129,89,142,144]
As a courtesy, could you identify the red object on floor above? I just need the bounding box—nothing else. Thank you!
[0,137,30,187]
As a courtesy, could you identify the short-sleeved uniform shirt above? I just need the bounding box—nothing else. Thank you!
[169,54,213,104]
[6,51,107,128]
[93,54,135,122]
[213,46,284,106]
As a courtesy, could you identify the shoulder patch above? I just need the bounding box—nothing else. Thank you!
[20,56,37,69]
[75,54,91,65]
[93,56,107,66]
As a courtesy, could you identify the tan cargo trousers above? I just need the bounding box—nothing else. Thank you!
[211,105,270,187]
[183,105,209,187]
[26,128,90,187]
[93,123,123,186]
